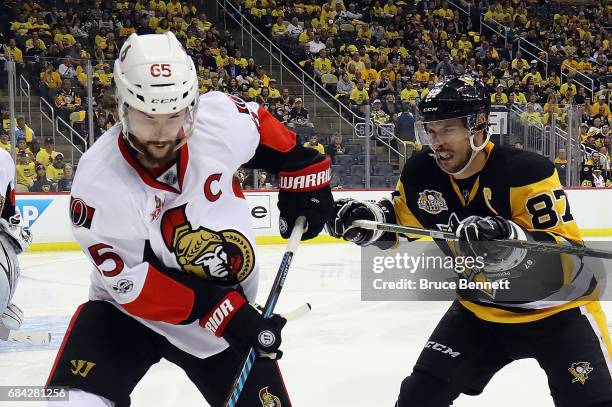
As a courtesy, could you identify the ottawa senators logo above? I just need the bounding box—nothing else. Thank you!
[161,204,254,283]
[259,387,281,407]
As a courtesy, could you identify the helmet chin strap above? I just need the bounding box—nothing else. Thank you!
[435,128,490,177]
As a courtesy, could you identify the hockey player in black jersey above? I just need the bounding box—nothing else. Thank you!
[326,74,612,406]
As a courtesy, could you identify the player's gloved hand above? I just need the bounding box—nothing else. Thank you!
[0,215,32,254]
[325,198,395,246]
[454,215,512,241]
[278,157,334,240]
[200,292,286,358]
[1,303,23,331]
[222,304,287,359]
[454,215,527,276]
[325,198,377,245]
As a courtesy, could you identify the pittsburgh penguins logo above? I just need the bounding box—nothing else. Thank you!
[161,204,254,283]
[259,386,281,407]
[569,362,593,384]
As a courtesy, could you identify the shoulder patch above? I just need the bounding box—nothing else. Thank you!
[70,197,95,229]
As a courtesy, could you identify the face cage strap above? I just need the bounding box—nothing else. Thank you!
[436,112,490,177]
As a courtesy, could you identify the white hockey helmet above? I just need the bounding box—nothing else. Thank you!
[114,32,199,144]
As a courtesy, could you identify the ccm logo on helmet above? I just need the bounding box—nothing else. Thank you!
[151,97,178,104]
[422,107,438,112]
[150,63,172,77]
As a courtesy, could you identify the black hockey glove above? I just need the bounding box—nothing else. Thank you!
[199,292,286,359]
[277,157,334,240]
[454,215,527,276]
[325,198,394,246]
[222,304,287,359]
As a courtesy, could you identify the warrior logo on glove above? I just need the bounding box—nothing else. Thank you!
[161,204,254,283]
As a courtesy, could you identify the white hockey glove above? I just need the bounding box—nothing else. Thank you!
[0,215,32,254]
[1,303,23,330]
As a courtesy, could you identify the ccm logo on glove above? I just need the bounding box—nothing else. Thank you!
[279,159,331,192]
[200,291,246,336]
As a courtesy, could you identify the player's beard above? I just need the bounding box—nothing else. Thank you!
[132,137,179,169]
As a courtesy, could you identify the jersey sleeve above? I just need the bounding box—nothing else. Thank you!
[509,157,581,243]
[70,161,245,328]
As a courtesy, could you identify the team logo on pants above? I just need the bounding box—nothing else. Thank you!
[568,362,593,384]
[259,386,281,407]
[161,204,254,283]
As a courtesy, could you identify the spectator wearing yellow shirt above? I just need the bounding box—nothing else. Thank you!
[10,15,32,37]
[383,0,397,17]
[272,17,287,39]
[45,153,65,184]
[36,137,60,166]
[350,80,369,108]
[522,62,543,86]
[119,19,136,38]
[313,49,333,78]
[248,78,263,99]
[491,84,509,104]
[360,60,378,85]
[413,63,432,84]
[268,79,281,99]
[15,152,35,192]
[149,0,166,15]
[303,134,325,155]
[434,2,455,19]
[215,48,230,68]
[577,56,593,74]
[510,84,527,104]
[457,34,472,51]
[511,51,529,69]
[25,33,47,51]
[166,0,182,15]
[420,80,435,99]
[4,39,24,65]
[561,55,579,72]
[39,63,62,100]
[559,82,577,98]
[53,26,76,47]
[94,64,114,86]
[0,133,9,153]
[233,50,248,69]
[591,95,611,117]
[520,103,543,125]
[400,82,419,106]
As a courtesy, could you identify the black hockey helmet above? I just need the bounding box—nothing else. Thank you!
[417,73,491,125]
[415,73,492,176]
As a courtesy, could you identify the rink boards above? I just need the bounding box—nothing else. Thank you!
[14,188,612,251]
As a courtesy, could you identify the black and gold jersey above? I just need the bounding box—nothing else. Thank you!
[391,141,597,323]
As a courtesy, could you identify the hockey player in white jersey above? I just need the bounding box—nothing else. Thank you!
[46,32,333,406]
[0,149,33,335]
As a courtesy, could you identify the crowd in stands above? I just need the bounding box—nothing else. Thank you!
[239,0,609,185]
[0,0,610,189]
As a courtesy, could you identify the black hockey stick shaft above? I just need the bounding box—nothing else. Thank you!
[224,216,306,407]
[353,220,612,260]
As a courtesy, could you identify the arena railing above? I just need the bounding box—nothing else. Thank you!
[480,15,508,48]
[18,75,31,125]
[517,37,549,79]
[561,66,595,102]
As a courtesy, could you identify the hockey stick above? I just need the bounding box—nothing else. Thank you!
[224,216,307,407]
[353,220,612,260]
[254,302,312,322]
[0,323,51,345]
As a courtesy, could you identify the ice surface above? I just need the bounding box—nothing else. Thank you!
[1,242,611,406]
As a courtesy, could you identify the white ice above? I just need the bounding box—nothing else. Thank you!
[1,242,611,406]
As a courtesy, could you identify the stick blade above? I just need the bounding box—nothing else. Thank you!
[7,330,51,345]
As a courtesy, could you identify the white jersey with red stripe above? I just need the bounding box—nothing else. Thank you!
[70,91,286,358]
